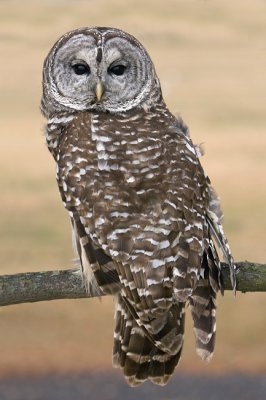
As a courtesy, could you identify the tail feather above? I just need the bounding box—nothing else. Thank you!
[189,285,216,361]
[189,247,218,362]
[113,294,184,386]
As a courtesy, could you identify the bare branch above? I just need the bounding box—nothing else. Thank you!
[222,261,266,293]
[0,269,88,307]
[0,262,266,307]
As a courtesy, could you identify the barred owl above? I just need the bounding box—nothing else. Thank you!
[41,27,235,386]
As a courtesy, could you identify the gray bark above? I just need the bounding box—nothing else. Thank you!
[0,262,265,307]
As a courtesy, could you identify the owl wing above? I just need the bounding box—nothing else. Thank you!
[55,113,235,386]
[70,209,120,296]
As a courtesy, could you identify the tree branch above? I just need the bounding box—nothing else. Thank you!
[0,262,265,307]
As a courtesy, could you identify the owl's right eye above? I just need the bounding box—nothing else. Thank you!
[72,63,90,76]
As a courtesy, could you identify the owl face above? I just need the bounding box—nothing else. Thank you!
[42,27,160,114]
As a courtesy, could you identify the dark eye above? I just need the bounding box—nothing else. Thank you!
[72,63,90,75]
[109,64,127,76]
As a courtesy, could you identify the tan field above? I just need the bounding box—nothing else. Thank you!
[0,0,266,377]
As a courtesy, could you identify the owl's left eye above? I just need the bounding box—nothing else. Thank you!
[108,64,127,76]
[72,63,90,75]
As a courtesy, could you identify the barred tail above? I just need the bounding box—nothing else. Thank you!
[189,247,220,361]
[113,294,185,386]
[189,282,216,361]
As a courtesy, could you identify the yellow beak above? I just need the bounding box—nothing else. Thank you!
[95,81,104,102]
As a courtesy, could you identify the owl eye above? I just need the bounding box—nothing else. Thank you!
[109,64,127,76]
[72,63,90,75]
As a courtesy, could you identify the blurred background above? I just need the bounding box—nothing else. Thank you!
[0,0,266,398]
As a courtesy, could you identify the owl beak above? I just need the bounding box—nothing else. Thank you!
[95,81,104,102]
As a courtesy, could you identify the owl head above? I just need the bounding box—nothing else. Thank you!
[41,27,163,116]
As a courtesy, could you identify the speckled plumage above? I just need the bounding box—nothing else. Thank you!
[42,27,235,386]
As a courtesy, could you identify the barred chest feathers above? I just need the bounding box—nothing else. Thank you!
[55,107,191,214]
